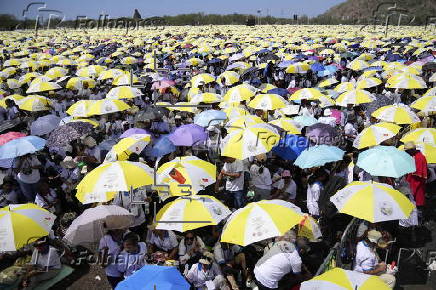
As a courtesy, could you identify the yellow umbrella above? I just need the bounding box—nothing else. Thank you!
[399,143,436,164]
[66,77,96,90]
[106,86,143,99]
[386,73,427,89]
[248,94,287,110]
[372,104,420,124]
[87,99,131,116]
[223,84,256,103]
[0,204,56,251]
[221,200,304,246]
[66,100,96,117]
[400,128,436,144]
[190,93,222,104]
[285,62,310,73]
[290,88,325,101]
[17,95,52,111]
[353,122,401,149]
[26,81,61,94]
[335,89,375,107]
[269,117,301,134]
[411,95,435,113]
[300,268,390,290]
[111,134,151,161]
[218,71,240,86]
[76,161,154,197]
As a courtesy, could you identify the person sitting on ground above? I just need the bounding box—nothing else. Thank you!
[179,231,206,271]
[185,252,229,290]
[21,238,62,290]
[354,230,396,288]
[146,226,178,260]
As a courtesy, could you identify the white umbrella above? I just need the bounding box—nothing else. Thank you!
[63,205,133,246]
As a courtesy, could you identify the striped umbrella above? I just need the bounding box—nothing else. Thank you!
[0,203,56,251]
[353,122,401,149]
[330,181,414,222]
[371,104,420,124]
[155,196,230,232]
[221,200,304,246]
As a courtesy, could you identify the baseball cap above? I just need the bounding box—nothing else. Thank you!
[367,230,382,243]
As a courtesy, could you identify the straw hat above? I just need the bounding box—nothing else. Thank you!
[367,230,382,243]
[404,141,416,150]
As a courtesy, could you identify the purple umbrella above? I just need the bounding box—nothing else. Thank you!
[168,124,207,146]
[120,128,150,138]
[306,123,339,146]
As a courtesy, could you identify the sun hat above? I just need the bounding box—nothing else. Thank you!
[367,229,382,243]
[404,141,416,150]
[60,156,77,169]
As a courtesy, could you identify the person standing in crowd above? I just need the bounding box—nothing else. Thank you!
[99,229,124,289]
[215,157,246,209]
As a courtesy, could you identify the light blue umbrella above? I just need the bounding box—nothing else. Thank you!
[293,115,318,127]
[356,145,416,178]
[116,265,190,290]
[294,145,345,168]
[150,134,176,157]
[0,136,46,159]
[194,110,226,127]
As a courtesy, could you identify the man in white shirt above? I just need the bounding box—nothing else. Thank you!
[146,227,178,259]
[22,239,62,290]
[254,240,302,289]
[318,108,337,127]
[215,157,245,209]
[185,253,228,290]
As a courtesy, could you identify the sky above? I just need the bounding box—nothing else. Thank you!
[0,0,346,20]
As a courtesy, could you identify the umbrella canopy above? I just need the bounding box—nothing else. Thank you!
[411,95,435,113]
[300,268,390,290]
[220,123,279,160]
[223,84,256,103]
[294,145,345,169]
[386,73,427,89]
[226,115,264,131]
[400,128,436,144]
[17,95,52,111]
[150,135,176,157]
[116,265,190,290]
[63,205,133,246]
[0,203,56,252]
[30,114,61,136]
[293,115,318,127]
[330,181,414,222]
[273,134,309,160]
[26,81,61,94]
[0,132,26,145]
[111,134,151,161]
[194,110,227,127]
[290,88,325,101]
[335,89,375,107]
[106,86,143,99]
[155,196,231,232]
[268,118,301,134]
[353,122,401,149]
[190,93,222,104]
[0,136,46,159]
[298,214,322,242]
[120,128,150,138]
[356,146,416,178]
[371,104,420,124]
[76,161,154,197]
[168,124,207,146]
[47,122,93,149]
[248,94,288,110]
[221,200,304,246]
[156,156,216,197]
[86,99,130,116]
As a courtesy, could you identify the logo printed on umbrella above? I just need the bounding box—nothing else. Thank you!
[380,201,393,216]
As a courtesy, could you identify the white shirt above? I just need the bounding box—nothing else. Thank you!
[99,234,122,277]
[186,262,222,288]
[354,241,378,273]
[222,160,244,191]
[250,164,272,190]
[275,178,297,200]
[307,182,322,216]
[254,242,302,289]
[344,123,357,138]
[178,236,205,264]
[30,246,62,270]
[146,230,178,252]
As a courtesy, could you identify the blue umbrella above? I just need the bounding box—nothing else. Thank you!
[273,134,309,160]
[294,145,345,169]
[0,136,46,159]
[293,116,318,127]
[267,88,289,97]
[278,60,294,68]
[116,265,190,290]
[150,135,176,157]
[194,110,226,127]
[311,63,325,72]
[356,146,416,178]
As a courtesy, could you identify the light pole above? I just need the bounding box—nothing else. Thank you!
[257,10,261,25]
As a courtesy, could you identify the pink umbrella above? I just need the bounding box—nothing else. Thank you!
[151,80,175,90]
[0,132,27,146]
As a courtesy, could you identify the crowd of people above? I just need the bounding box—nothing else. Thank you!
[0,26,435,290]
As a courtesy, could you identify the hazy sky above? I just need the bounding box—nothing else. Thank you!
[0,0,346,20]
